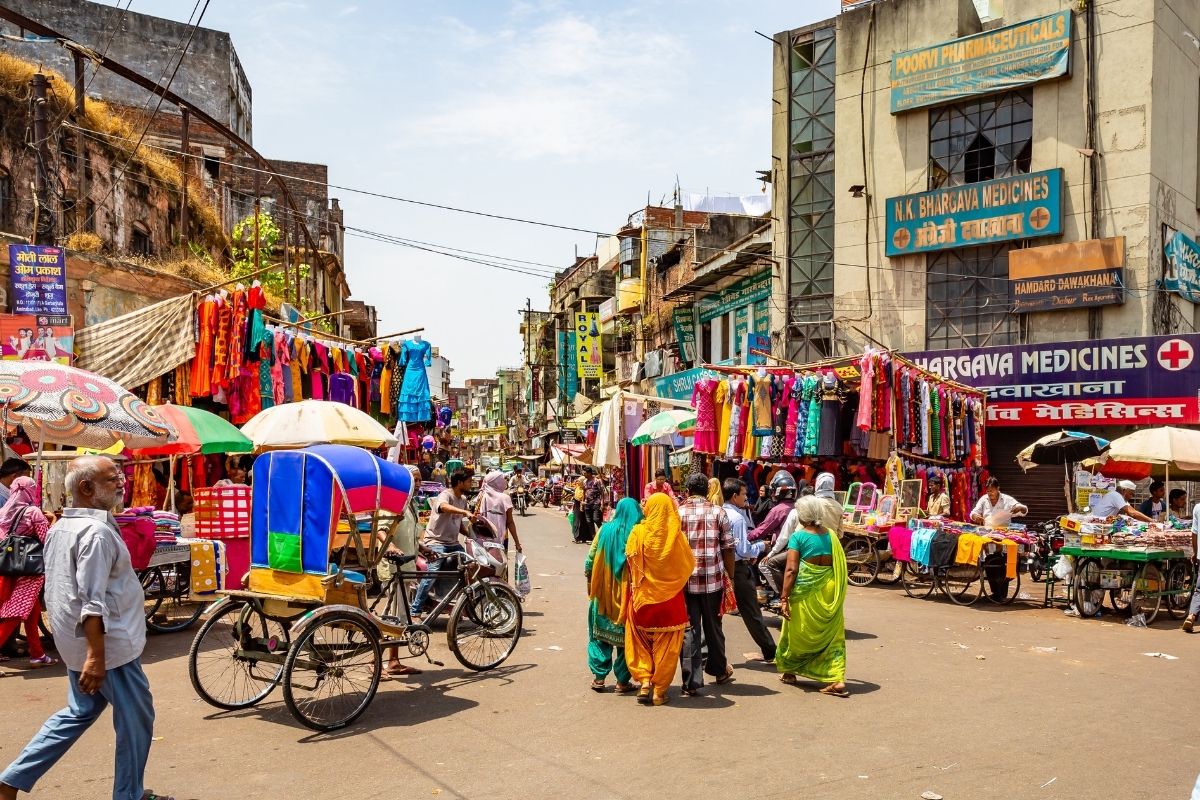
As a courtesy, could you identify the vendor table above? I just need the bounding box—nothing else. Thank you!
[1062,546,1195,624]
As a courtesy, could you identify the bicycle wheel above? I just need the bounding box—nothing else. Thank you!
[1130,563,1163,625]
[982,553,1020,605]
[283,611,381,732]
[1166,560,1195,620]
[189,600,290,710]
[941,563,982,606]
[142,565,204,633]
[844,537,880,587]
[1074,559,1105,618]
[901,561,935,599]
[448,580,523,671]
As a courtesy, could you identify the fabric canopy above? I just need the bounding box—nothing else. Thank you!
[75,293,195,390]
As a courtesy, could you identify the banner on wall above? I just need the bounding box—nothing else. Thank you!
[574,311,602,379]
[890,11,1072,114]
[8,244,67,319]
[885,169,1063,257]
[908,334,1200,427]
[0,314,72,365]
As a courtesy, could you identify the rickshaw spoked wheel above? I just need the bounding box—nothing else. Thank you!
[282,611,382,732]
[189,599,291,710]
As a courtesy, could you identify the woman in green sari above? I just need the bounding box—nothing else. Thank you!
[776,495,849,697]
[584,497,643,693]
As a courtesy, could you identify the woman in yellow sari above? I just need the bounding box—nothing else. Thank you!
[621,493,695,706]
[776,495,849,697]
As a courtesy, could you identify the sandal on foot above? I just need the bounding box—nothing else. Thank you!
[28,656,57,668]
[590,679,607,693]
[614,682,638,695]
[780,673,798,685]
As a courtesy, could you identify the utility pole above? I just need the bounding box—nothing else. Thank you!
[71,54,87,235]
[180,107,190,246]
[30,73,54,244]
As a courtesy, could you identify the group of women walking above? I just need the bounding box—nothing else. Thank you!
[583,486,848,705]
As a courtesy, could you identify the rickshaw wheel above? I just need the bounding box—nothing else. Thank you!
[283,611,381,732]
[189,600,290,710]
[448,581,523,671]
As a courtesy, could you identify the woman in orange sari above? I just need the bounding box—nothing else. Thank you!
[621,493,695,706]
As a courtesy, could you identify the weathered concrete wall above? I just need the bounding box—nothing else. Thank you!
[0,0,252,141]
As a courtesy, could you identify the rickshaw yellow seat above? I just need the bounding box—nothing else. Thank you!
[248,568,325,601]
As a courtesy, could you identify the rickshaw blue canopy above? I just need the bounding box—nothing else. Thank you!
[250,445,414,575]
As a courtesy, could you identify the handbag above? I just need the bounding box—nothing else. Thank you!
[0,507,43,577]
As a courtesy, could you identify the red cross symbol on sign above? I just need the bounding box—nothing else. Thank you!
[1157,339,1194,371]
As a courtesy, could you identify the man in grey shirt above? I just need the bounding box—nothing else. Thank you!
[0,456,173,800]
[409,469,480,618]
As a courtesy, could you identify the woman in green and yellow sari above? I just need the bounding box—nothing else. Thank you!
[776,495,849,697]
[584,497,643,693]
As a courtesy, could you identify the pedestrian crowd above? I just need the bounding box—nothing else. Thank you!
[583,469,849,706]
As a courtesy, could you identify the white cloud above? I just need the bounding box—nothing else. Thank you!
[397,13,690,163]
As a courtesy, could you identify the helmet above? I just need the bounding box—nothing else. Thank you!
[770,471,797,500]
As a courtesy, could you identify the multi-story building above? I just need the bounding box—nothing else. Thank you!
[772,0,1200,515]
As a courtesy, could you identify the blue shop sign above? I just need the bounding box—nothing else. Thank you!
[890,11,1072,114]
[1163,231,1200,303]
[885,169,1063,257]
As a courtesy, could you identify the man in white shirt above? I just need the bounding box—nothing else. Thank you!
[722,478,775,663]
[1,456,174,800]
[970,477,1029,526]
[1089,480,1153,522]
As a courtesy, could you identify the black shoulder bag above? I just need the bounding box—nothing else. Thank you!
[0,506,43,577]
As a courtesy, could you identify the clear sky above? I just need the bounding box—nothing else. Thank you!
[147,0,842,383]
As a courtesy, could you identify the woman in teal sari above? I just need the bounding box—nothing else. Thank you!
[584,497,643,693]
[776,495,849,697]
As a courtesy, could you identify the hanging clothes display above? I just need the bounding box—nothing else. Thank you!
[396,338,433,422]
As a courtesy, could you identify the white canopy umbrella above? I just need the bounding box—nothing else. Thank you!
[242,399,399,451]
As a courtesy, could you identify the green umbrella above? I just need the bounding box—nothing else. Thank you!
[629,409,696,446]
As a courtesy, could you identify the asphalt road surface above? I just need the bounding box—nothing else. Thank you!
[0,507,1196,799]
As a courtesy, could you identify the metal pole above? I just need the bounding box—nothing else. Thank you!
[180,107,190,245]
[72,53,87,234]
[30,73,53,244]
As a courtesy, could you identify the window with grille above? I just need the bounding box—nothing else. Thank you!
[926,244,1015,349]
[787,25,835,363]
[928,89,1032,190]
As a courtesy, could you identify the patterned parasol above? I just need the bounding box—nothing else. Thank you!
[0,361,176,449]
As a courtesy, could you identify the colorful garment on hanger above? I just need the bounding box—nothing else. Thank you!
[396,339,433,422]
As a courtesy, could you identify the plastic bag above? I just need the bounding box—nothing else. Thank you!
[514,552,531,598]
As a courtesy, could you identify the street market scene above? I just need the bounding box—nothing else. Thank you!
[0,0,1198,798]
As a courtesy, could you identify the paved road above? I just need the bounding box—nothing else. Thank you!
[0,507,1196,799]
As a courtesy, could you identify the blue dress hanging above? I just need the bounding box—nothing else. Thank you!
[396,339,433,422]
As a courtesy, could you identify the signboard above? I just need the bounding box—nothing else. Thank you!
[654,366,719,402]
[697,271,771,323]
[0,314,72,365]
[1009,237,1126,312]
[908,334,1200,427]
[671,306,696,362]
[574,311,602,379]
[1163,230,1200,303]
[8,244,67,318]
[744,332,771,366]
[885,169,1063,257]
[890,11,1072,114]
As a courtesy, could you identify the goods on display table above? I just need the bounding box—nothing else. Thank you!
[889,517,1034,606]
[1057,512,1196,624]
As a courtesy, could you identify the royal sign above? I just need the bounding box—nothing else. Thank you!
[885,169,1063,257]
[890,11,1072,114]
[908,334,1200,427]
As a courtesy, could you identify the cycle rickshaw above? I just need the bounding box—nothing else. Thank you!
[186,445,523,731]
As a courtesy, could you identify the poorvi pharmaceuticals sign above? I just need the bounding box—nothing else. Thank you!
[885,169,1063,257]
[890,11,1072,114]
